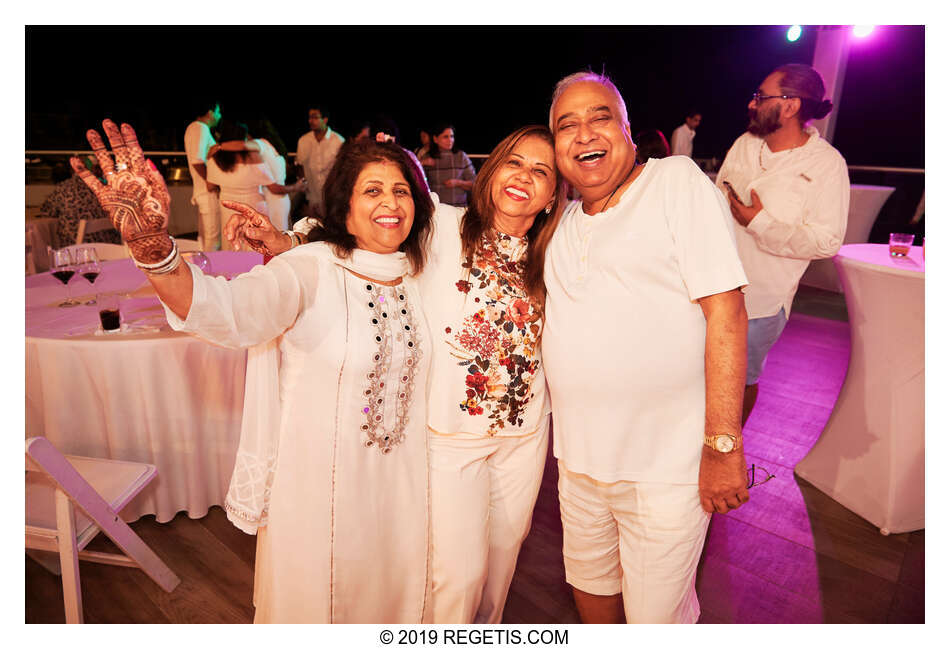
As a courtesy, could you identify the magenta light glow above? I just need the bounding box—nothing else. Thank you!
[853,25,875,38]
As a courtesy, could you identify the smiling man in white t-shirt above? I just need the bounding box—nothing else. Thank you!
[542,71,749,624]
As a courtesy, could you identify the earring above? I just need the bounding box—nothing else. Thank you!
[544,205,552,214]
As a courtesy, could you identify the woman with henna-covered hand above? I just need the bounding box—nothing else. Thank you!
[71,121,433,623]
[225,125,565,623]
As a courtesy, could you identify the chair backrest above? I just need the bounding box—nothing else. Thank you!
[75,217,115,245]
[25,437,157,544]
[25,437,177,624]
[63,243,129,261]
[174,238,203,252]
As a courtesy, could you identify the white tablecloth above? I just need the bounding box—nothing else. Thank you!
[795,243,924,534]
[26,251,263,523]
[799,184,897,292]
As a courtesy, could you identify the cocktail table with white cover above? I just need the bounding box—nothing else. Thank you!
[799,184,897,292]
[795,243,924,534]
[26,251,263,523]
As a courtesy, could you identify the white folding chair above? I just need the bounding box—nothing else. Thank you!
[174,238,203,252]
[25,437,180,623]
[75,217,116,245]
[63,242,129,261]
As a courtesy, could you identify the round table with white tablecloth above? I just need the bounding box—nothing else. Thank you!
[795,243,924,534]
[26,250,263,523]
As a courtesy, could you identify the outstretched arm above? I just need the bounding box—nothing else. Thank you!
[70,119,194,318]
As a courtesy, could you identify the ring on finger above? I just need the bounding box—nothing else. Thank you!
[104,170,115,176]
[115,163,129,171]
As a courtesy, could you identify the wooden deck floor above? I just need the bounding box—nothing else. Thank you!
[25,287,924,624]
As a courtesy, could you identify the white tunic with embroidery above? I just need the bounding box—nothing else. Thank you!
[163,243,431,623]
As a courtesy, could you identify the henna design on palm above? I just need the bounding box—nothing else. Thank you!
[70,119,173,264]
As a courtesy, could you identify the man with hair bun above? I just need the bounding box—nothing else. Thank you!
[716,63,849,425]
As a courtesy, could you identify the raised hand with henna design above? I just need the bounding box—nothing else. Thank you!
[70,119,173,264]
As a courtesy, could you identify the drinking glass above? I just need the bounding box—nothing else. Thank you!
[75,247,102,305]
[889,232,915,257]
[49,248,79,307]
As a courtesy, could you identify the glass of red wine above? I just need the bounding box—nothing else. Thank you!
[49,248,79,307]
[75,247,102,305]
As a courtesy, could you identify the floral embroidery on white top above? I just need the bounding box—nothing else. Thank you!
[447,231,542,436]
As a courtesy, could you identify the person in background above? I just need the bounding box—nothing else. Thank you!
[207,120,303,246]
[415,128,432,160]
[184,99,222,250]
[72,122,435,623]
[295,105,345,219]
[715,63,848,426]
[420,122,476,208]
[634,128,671,164]
[543,71,749,624]
[43,156,120,248]
[670,109,701,158]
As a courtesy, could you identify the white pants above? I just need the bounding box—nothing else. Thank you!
[557,461,710,623]
[429,417,549,623]
[193,192,220,251]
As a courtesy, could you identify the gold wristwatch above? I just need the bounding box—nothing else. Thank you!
[703,433,742,453]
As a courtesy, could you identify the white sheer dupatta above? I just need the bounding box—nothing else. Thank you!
[224,244,411,533]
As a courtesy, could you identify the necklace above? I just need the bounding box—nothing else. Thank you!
[588,160,639,214]
[759,132,810,171]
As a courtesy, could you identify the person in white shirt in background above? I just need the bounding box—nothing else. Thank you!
[715,63,849,426]
[670,109,701,158]
[543,71,749,624]
[184,100,222,250]
[295,105,345,220]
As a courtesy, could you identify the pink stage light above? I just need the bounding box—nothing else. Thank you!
[852,25,875,38]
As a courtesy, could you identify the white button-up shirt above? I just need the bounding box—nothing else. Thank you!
[716,126,850,319]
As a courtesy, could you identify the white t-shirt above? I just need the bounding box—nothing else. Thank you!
[543,156,747,484]
[670,123,695,158]
[296,128,345,208]
[184,120,216,200]
[715,127,849,319]
[419,196,550,439]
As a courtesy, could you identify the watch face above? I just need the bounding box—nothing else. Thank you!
[715,436,735,452]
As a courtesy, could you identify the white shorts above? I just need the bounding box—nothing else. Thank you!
[557,460,710,623]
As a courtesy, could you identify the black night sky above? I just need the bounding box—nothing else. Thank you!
[26,25,924,168]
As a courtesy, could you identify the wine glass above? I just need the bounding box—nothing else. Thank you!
[49,248,79,307]
[75,247,102,305]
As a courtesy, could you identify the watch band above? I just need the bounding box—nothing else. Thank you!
[703,433,742,453]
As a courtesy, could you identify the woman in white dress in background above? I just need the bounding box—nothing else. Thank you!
[71,121,435,623]
[207,119,302,246]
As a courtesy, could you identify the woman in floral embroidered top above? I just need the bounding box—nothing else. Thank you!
[224,125,564,624]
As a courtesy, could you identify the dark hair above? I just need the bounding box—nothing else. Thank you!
[212,120,251,173]
[634,129,671,164]
[308,105,329,120]
[460,125,565,309]
[307,138,433,275]
[370,114,401,144]
[685,109,702,120]
[428,122,458,159]
[247,116,288,158]
[196,98,219,117]
[774,63,833,123]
